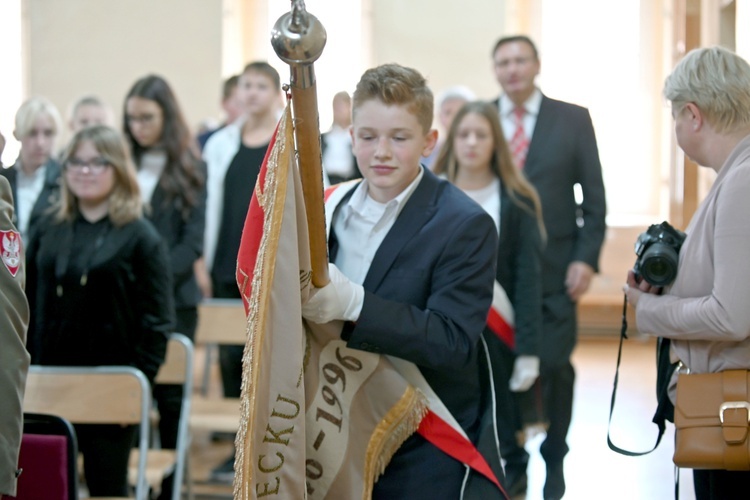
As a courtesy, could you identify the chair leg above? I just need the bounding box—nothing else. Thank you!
[185,454,194,500]
[200,344,215,397]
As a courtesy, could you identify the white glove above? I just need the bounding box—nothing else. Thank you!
[509,355,540,392]
[302,263,364,324]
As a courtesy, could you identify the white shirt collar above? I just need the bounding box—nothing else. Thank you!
[16,161,47,182]
[345,166,425,219]
[499,88,542,117]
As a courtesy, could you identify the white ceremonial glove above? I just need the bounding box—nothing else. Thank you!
[509,355,540,392]
[302,263,364,324]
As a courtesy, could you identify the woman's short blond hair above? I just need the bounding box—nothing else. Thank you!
[664,46,750,133]
[59,125,142,226]
[14,96,63,140]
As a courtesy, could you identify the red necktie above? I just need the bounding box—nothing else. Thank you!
[509,107,529,169]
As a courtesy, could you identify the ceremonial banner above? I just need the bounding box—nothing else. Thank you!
[234,105,429,499]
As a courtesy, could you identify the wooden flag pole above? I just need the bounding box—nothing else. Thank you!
[271,1,330,287]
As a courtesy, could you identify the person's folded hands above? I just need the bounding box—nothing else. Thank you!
[301,263,364,324]
[509,355,540,392]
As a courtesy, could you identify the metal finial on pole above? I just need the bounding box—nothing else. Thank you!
[271,2,326,67]
[271,4,329,287]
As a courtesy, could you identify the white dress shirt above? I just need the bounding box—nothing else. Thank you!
[136,149,167,204]
[333,168,424,285]
[462,178,501,237]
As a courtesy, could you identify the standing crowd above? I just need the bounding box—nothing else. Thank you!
[0,33,746,500]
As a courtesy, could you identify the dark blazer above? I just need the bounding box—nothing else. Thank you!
[494,94,606,365]
[493,188,543,356]
[0,159,62,239]
[145,162,206,310]
[330,169,503,498]
[26,216,174,384]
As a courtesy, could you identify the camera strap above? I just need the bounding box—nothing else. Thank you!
[606,294,669,457]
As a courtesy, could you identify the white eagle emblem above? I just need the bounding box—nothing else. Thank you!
[1,230,21,277]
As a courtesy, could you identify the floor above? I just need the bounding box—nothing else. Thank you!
[519,336,695,500]
[185,336,697,499]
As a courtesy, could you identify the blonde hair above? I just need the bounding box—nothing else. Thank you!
[352,63,434,133]
[664,46,750,133]
[59,125,142,226]
[433,101,545,239]
[14,96,63,140]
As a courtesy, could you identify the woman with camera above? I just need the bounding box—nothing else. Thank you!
[624,46,750,499]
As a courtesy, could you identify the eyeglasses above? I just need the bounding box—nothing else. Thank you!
[65,157,111,173]
[126,113,157,125]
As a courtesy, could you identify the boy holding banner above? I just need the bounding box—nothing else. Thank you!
[302,63,505,499]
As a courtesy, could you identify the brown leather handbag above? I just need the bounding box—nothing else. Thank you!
[674,369,750,470]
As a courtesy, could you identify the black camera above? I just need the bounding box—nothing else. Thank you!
[633,221,686,287]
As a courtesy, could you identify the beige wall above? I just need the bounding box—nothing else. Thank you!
[370,0,506,108]
[25,0,222,145]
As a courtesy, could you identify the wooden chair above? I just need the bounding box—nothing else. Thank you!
[23,365,151,500]
[128,333,194,500]
[191,299,247,435]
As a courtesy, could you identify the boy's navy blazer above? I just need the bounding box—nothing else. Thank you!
[329,167,497,431]
[328,167,505,496]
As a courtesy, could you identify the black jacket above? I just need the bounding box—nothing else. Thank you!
[493,188,543,356]
[144,162,206,310]
[26,215,174,383]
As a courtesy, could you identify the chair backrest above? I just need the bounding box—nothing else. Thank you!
[16,413,79,500]
[23,365,151,500]
[155,333,194,500]
[156,333,193,385]
[195,298,247,345]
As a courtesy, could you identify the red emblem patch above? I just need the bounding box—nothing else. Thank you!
[0,230,21,277]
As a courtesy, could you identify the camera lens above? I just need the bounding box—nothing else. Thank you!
[641,244,679,286]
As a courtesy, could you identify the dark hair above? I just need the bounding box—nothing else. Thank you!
[242,61,281,90]
[222,75,239,101]
[352,63,434,133]
[123,74,204,218]
[433,101,545,239]
[492,35,539,60]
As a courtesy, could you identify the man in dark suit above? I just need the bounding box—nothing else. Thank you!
[0,176,31,499]
[491,35,607,500]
